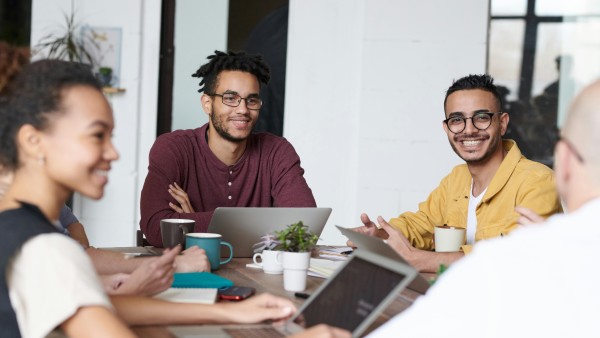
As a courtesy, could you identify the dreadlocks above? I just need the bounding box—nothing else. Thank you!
[191,50,270,93]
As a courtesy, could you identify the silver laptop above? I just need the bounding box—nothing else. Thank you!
[167,248,418,338]
[207,207,332,258]
[336,225,431,294]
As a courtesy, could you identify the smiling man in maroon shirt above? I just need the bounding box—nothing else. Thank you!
[139,50,316,247]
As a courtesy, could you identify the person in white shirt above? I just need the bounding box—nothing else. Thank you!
[365,80,600,337]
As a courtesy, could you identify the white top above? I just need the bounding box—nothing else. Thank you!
[466,182,486,245]
[8,233,112,338]
[368,197,600,338]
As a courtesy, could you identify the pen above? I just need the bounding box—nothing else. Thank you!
[294,292,310,299]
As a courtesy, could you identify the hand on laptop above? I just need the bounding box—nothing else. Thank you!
[174,246,211,272]
[346,213,389,247]
[290,324,351,338]
[106,246,180,296]
[515,206,545,226]
[216,293,296,324]
[168,182,195,213]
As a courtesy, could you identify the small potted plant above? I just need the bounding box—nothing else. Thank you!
[96,66,113,87]
[274,221,319,291]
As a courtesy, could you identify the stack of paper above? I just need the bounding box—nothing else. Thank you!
[154,288,218,304]
[318,246,353,261]
[308,258,344,279]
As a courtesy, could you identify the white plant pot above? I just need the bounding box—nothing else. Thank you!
[280,251,311,292]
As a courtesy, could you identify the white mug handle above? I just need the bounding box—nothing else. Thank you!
[253,253,263,266]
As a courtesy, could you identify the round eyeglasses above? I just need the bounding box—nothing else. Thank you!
[209,93,262,110]
[444,112,501,134]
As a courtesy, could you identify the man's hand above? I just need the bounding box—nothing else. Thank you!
[346,213,389,247]
[515,206,545,226]
[106,246,180,296]
[290,324,351,338]
[219,293,296,324]
[375,216,417,259]
[168,182,195,213]
[174,245,211,272]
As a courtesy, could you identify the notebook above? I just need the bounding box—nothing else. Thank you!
[336,225,431,294]
[167,246,418,338]
[154,288,218,304]
[207,207,332,258]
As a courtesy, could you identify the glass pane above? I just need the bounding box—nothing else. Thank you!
[488,19,525,102]
[556,17,600,126]
[532,23,562,98]
[491,0,527,16]
[537,0,600,16]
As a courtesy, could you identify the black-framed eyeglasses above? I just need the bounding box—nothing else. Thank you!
[208,93,262,110]
[444,112,501,134]
[559,136,584,163]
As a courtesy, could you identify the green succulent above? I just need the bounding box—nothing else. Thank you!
[275,221,319,252]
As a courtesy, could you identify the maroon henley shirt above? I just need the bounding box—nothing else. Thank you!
[139,123,316,247]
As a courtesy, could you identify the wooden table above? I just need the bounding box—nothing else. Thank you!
[130,257,427,337]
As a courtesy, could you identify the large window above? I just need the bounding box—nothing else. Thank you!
[488,0,600,166]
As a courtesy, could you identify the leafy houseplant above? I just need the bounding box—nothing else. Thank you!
[274,221,318,292]
[275,221,319,252]
[34,11,99,66]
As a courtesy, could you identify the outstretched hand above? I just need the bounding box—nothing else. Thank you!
[374,216,416,258]
[106,246,180,296]
[346,213,389,247]
[168,182,195,213]
[219,293,296,324]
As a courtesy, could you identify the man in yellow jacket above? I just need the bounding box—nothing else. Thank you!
[351,74,561,272]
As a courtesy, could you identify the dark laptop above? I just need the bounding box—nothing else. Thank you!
[167,247,418,337]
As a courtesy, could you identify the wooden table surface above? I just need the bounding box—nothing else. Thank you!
[129,257,428,337]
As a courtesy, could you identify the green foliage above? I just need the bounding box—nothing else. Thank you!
[275,221,319,252]
[98,67,112,76]
[34,11,99,66]
[428,264,448,286]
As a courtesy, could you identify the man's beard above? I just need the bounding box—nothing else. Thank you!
[449,132,502,165]
[210,111,255,143]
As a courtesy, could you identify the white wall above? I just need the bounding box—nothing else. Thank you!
[30,0,489,247]
[31,0,162,246]
[171,0,228,131]
[285,0,489,244]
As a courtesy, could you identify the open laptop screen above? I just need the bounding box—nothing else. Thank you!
[292,256,406,331]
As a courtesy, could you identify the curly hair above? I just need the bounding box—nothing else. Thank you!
[0,41,30,95]
[443,74,503,112]
[0,60,102,171]
[191,50,270,93]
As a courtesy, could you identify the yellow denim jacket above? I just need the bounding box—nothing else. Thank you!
[389,140,562,254]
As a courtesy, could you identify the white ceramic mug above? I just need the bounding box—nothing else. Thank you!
[434,225,466,252]
[253,250,283,274]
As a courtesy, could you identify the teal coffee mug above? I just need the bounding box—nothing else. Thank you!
[186,233,233,270]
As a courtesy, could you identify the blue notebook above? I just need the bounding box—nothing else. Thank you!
[172,272,234,289]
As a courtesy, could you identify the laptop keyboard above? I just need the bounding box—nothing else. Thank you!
[224,327,286,338]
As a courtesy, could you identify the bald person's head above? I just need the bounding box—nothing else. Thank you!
[555,80,600,209]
